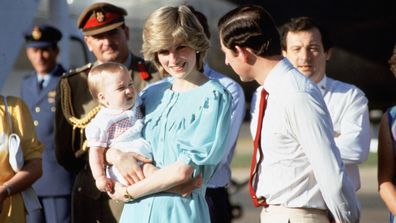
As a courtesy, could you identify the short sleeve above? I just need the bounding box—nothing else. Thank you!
[85,116,108,148]
[8,97,43,160]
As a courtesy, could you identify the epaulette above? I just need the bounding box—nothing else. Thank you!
[62,63,93,78]
[22,72,35,80]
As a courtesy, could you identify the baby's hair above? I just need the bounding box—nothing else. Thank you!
[87,62,129,101]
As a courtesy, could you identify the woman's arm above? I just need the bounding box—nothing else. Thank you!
[109,160,194,201]
[0,158,42,212]
[378,113,396,215]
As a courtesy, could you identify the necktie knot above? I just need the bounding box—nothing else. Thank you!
[38,79,44,91]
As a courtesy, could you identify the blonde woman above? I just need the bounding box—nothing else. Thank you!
[0,96,43,223]
[106,5,231,223]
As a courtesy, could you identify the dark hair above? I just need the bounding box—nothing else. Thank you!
[218,5,281,57]
[281,17,333,52]
[186,5,211,39]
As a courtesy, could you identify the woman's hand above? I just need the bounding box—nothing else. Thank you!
[106,148,152,185]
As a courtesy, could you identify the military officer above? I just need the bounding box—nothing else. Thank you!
[21,24,74,223]
[54,3,160,223]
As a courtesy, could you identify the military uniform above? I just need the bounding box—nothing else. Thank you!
[22,25,74,223]
[55,54,159,223]
[54,4,161,222]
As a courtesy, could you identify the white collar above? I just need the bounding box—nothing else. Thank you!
[317,75,327,96]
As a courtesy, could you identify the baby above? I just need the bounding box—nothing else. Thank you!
[85,62,154,192]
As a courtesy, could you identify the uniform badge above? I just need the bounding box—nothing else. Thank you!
[32,26,42,40]
[95,11,105,23]
[48,90,56,104]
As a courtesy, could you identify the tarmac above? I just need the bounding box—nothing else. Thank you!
[228,122,388,223]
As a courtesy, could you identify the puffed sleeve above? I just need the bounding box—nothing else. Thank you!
[8,96,43,160]
[177,89,231,179]
[85,115,108,148]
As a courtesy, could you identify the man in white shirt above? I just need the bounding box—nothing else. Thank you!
[280,16,371,191]
[218,5,359,223]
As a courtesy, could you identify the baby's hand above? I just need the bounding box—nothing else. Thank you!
[96,176,114,192]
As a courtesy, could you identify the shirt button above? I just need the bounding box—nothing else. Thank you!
[33,120,39,126]
[51,107,56,112]
[35,107,40,113]
[77,187,82,192]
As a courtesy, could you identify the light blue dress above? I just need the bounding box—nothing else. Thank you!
[120,79,231,223]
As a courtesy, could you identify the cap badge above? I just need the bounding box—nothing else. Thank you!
[32,26,42,40]
[95,11,105,23]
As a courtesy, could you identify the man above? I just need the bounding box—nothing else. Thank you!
[54,3,160,223]
[280,17,370,191]
[21,24,74,223]
[218,5,359,223]
[188,6,246,223]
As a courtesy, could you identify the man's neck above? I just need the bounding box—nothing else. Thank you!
[253,55,283,85]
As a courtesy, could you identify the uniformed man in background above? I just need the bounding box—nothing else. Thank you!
[21,24,74,223]
[54,3,160,223]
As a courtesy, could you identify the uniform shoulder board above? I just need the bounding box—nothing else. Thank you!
[22,72,35,80]
[62,63,93,78]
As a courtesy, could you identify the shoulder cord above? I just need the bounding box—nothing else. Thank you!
[60,78,101,157]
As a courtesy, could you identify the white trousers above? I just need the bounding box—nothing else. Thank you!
[260,205,330,223]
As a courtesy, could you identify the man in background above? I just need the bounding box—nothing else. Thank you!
[281,16,371,191]
[22,24,74,223]
[54,3,160,222]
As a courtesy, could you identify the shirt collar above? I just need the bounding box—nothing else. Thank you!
[263,58,294,94]
[317,75,327,96]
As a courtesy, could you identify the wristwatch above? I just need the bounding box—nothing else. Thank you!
[124,187,134,202]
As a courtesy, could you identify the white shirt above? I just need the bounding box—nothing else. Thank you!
[204,64,246,187]
[250,58,359,223]
[318,76,370,190]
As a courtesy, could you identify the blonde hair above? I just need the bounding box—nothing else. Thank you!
[87,62,129,101]
[142,5,210,76]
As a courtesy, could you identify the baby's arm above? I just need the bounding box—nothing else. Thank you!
[89,146,113,192]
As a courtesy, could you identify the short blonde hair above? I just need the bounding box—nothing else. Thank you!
[87,62,129,101]
[142,5,210,76]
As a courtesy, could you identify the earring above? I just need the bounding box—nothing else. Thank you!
[196,51,200,54]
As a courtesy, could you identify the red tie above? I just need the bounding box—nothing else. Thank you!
[249,88,269,207]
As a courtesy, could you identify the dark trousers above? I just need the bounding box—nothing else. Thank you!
[205,187,232,223]
[27,195,71,223]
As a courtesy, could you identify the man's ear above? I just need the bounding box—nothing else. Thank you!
[84,36,93,51]
[123,26,130,40]
[236,46,257,65]
[282,50,287,57]
[235,45,249,62]
[325,48,332,61]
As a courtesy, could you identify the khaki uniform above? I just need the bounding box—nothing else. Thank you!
[54,54,160,223]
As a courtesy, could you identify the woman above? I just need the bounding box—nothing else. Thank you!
[107,5,231,223]
[0,96,43,223]
[378,44,396,222]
